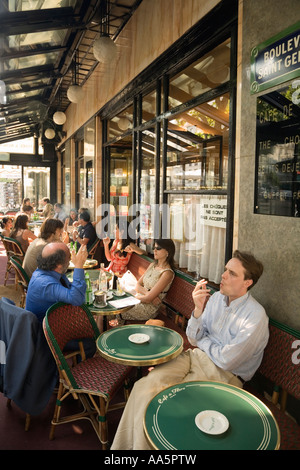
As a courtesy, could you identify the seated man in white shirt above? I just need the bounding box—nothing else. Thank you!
[111,250,269,450]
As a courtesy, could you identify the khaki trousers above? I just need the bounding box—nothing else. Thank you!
[111,348,242,450]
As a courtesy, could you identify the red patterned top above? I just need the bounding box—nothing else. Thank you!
[105,239,132,276]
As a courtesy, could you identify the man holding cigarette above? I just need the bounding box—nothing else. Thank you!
[111,250,269,450]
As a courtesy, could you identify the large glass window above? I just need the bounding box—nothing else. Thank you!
[169,194,227,283]
[0,165,50,213]
[169,39,231,109]
[109,144,133,230]
[108,105,133,141]
[0,165,21,212]
[139,129,157,240]
[24,166,50,207]
[104,32,234,285]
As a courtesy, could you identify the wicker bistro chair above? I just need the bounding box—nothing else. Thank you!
[43,302,133,449]
[2,236,25,287]
[10,257,30,308]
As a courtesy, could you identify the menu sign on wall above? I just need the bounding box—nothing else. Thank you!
[255,82,300,217]
[250,22,300,94]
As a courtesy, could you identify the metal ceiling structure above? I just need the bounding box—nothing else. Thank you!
[0,0,143,145]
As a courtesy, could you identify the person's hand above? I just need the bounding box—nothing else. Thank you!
[72,244,88,268]
[72,229,79,240]
[103,236,110,246]
[192,279,210,318]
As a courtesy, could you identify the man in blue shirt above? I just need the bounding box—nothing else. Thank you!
[26,241,95,358]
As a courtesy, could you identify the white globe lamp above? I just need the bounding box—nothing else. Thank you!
[93,36,117,63]
[53,111,67,125]
[67,84,84,103]
[118,117,130,131]
[44,128,55,139]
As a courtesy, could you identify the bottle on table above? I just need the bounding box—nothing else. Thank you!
[99,263,108,292]
[85,272,93,304]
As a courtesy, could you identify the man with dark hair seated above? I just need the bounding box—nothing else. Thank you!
[72,210,97,250]
[26,242,95,358]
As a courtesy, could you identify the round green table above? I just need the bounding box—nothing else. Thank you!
[97,324,183,366]
[144,381,280,450]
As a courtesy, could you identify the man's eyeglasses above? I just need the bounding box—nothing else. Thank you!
[153,246,162,250]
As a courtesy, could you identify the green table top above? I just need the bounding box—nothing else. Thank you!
[144,381,280,450]
[97,324,183,366]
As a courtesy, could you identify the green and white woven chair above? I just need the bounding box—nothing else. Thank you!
[2,236,25,287]
[43,302,133,449]
[10,256,30,308]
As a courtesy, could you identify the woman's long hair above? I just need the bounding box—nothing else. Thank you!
[153,238,176,270]
[11,214,29,238]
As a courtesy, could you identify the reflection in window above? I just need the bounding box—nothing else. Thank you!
[23,167,50,208]
[167,93,229,190]
[0,165,22,211]
[169,194,227,284]
[108,105,133,140]
[142,89,157,123]
[8,1,77,11]
[139,129,158,240]
[169,39,230,109]
[109,146,132,235]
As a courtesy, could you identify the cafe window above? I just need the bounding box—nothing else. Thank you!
[103,28,235,285]
[108,104,133,141]
[74,119,96,219]
[109,143,133,233]
[169,39,231,110]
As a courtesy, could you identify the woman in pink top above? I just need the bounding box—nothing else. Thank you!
[103,221,145,276]
[10,214,37,253]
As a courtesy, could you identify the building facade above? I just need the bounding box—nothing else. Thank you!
[57,0,300,329]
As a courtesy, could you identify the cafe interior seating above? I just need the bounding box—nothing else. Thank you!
[43,302,133,449]
[1,236,25,287]
[9,257,30,308]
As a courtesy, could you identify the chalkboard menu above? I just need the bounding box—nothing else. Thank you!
[255,82,300,217]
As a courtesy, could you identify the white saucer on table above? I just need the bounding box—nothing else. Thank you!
[195,410,229,435]
[128,333,150,344]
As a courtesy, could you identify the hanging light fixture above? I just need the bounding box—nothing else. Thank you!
[67,52,84,103]
[53,111,66,125]
[118,116,130,131]
[67,84,84,103]
[44,127,55,139]
[93,0,117,63]
[53,91,67,125]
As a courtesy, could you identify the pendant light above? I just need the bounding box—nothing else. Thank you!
[93,0,117,63]
[53,111,66,125]
[44,128,55,139]
[67,52,84,103]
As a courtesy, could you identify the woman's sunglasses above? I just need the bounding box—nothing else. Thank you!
[153,246,163,250]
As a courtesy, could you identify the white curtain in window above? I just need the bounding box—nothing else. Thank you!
[172,196,226,284]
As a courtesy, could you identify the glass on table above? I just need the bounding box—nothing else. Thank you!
[90,279,99,292]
